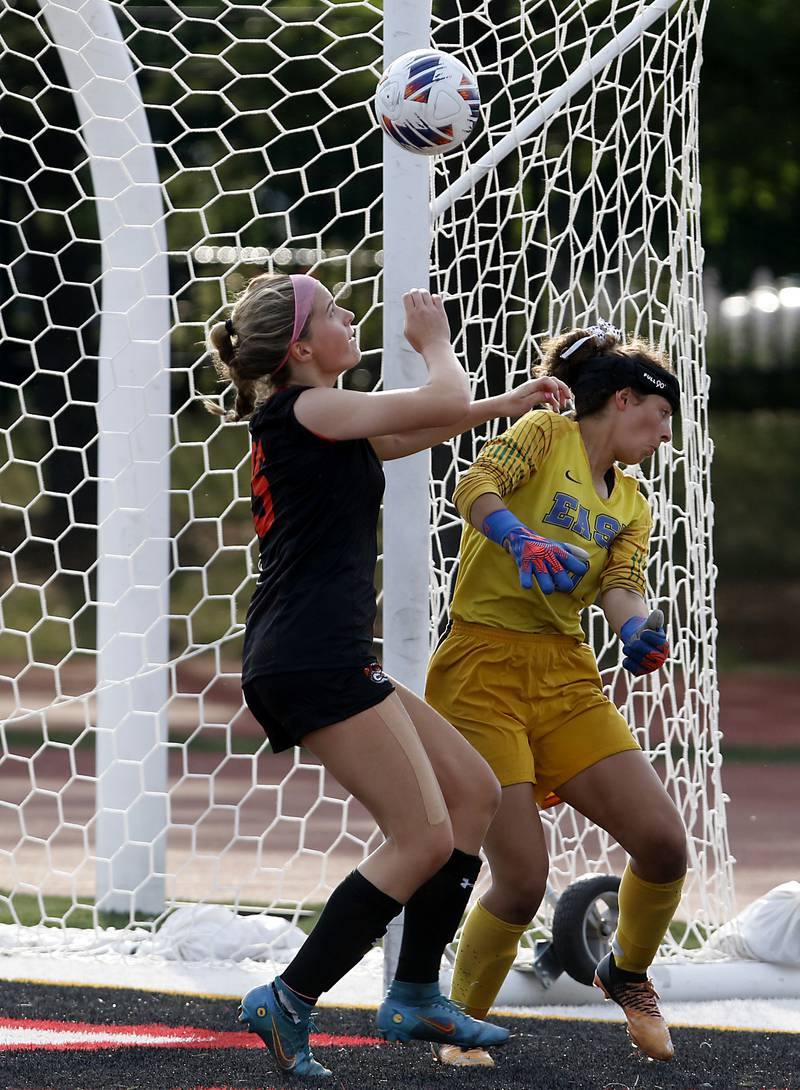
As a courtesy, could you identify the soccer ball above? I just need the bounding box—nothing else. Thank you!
[374,48,480,157]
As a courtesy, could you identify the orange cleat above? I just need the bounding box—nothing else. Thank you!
[431,1042,495,1066]
[594,953,674,1062]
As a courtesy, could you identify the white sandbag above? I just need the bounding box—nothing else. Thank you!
[141,904,306,963]
[706,882,800,965]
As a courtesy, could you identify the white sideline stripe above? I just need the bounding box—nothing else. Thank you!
[499,1000,800,1035]
[0,948,387,1007]
[0,1027,210,1047]
[493,960,800,1008]
[2,951,800,1032]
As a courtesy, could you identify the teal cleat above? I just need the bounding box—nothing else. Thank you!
[237,978,332,1078]
[376,981,510,1047]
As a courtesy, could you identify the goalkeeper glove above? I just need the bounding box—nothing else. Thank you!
[482,508,589,594]
[620,609,669,676]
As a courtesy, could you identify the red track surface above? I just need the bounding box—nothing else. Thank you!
[1,670,796,912]
[717,672,799,905]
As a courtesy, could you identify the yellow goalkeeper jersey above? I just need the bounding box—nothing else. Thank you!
[451,410,652,639]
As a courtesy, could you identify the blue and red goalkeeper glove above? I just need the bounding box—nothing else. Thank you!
[482,508,589,593]
[620,610,669,676]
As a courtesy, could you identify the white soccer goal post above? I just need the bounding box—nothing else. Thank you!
[0,0,733,982]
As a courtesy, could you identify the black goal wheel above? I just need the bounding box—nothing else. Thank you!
[551,874,621,985]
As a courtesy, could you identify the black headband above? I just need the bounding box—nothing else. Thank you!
[571,355,680,413]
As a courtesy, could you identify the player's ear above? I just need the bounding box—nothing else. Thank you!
[290,338,313,365]
[614,387,632,410]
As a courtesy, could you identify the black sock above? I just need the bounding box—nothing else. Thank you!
[394,848,482,985]
[609,952,648,983]
[281,869,402,1001]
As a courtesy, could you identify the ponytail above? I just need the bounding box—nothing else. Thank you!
[204,273,308,422]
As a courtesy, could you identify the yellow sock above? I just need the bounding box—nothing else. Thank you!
[450,900,529,1019]
[613,864,685,973]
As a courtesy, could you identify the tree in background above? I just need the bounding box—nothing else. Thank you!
[700,0,800,292]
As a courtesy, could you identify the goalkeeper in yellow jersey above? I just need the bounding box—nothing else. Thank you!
[425,319,686,1065]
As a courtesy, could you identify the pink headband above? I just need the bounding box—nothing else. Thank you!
[274,274,318,374]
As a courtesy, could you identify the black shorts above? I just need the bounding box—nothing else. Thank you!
[243,660,396,752]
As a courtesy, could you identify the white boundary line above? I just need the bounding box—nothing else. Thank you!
[2,950,799,1031]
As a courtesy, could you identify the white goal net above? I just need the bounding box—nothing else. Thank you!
[0,0,729,969]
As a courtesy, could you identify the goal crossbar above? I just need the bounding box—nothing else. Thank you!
[431,0,679,221]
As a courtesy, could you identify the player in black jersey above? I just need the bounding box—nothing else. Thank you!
[205,271,572,1079]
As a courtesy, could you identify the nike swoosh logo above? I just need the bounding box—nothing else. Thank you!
[420,1016,456,1034]
[272,1018,297,1069]
[565,470,580,484]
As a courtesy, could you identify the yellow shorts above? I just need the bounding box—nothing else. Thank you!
[425,620,640,807]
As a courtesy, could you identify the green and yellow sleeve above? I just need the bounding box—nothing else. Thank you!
[599,492,652,597]
[453,411,556,523]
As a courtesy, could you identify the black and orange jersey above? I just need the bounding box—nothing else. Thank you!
[242,385,385,681]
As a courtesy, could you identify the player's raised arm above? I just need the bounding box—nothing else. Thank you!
[370,375,572,460]
[294,289,470,440]
[206,276,468,436]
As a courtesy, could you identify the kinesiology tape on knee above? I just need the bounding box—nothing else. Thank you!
[281,869,402,999]
[374,698,447,826]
